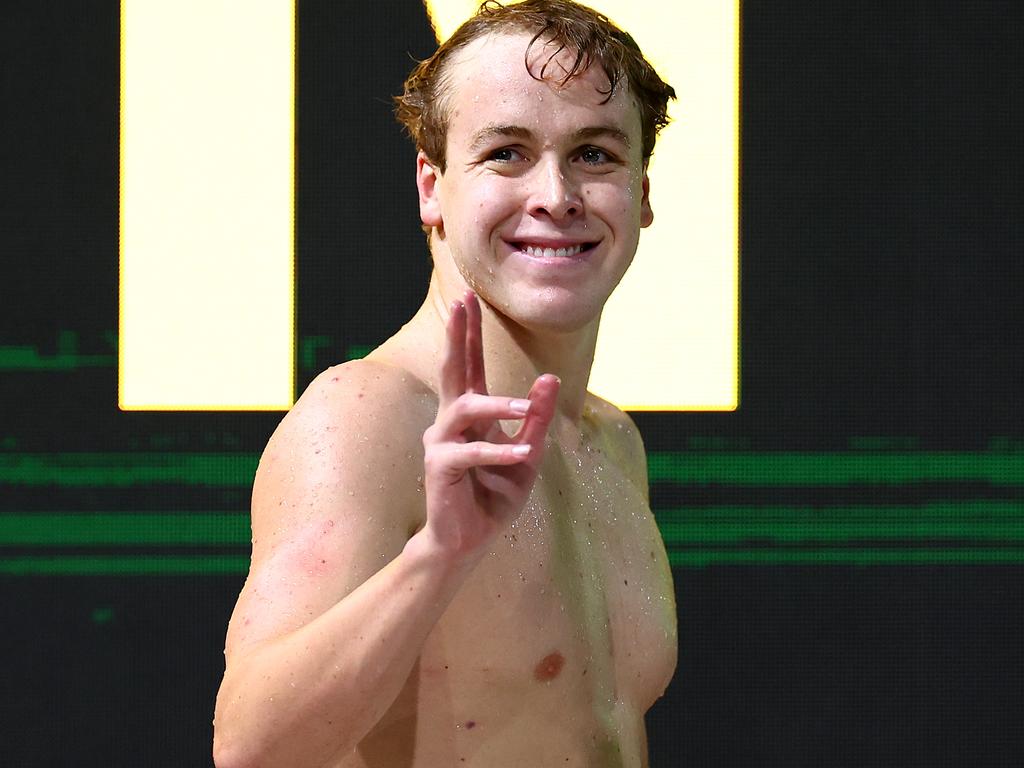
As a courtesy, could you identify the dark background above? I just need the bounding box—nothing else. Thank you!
[2,0,1023,766]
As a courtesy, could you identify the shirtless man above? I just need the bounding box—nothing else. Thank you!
[213,2,677,765]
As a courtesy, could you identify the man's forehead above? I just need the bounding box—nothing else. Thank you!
[447,32,624,106]
[445,32,638,134]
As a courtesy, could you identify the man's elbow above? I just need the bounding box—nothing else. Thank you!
[212,707,268,768]
[212,732,281,768]
[212,727,252,768]
[212,714,360,768]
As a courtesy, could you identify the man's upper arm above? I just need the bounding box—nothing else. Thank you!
[224,360,436,660]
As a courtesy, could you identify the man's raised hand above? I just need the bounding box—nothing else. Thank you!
[420,292,559,558]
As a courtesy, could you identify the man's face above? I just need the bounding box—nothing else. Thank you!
[418,32,653,333]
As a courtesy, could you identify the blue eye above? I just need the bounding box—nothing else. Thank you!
[489,147,521,163]
[580,146,611,165]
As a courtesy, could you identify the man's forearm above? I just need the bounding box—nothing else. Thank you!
[213,530,480,768]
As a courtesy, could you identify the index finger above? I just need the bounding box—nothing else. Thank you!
[464,292,488,396]
[439,300,467,406]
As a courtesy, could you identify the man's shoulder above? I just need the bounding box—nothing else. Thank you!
[584,392,645,447]
[259,359,439,498]
[584,392,649,494]
[251,358,438,543]
[289,358,439,437]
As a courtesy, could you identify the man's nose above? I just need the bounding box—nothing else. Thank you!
[527,159,582,220]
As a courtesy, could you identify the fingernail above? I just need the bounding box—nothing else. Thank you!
[512,444,531,456]
[510,398,531,415]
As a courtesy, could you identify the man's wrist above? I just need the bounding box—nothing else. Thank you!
[403,526,485,581]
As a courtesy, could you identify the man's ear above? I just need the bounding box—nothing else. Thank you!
[416,151,443,229]
[640,168,654,228]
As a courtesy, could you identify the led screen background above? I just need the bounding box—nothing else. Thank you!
[2,1,1023,766]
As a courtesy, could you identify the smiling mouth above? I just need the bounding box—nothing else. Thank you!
[509,242,598,259]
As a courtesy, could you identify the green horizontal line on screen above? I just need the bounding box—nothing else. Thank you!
[0,335,362,372]
[655,501,1024,520]
[0,453,260,487]
[1,505,1022,547]
[0,348,116,370]
[1,549,1022,575]
[667,549,1024,567]
[646,452,1024,485]
[3,452,1024,487]
[658,523,1024,545]
[0,555,249,575]
[0,513,250,545]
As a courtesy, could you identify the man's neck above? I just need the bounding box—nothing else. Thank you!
[416,272,599,425]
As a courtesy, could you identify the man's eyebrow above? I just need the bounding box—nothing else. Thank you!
[467,124,632,152]
[571,125,632,149]
[468,125,533,152]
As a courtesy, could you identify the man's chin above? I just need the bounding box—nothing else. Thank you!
[496,291,605,336]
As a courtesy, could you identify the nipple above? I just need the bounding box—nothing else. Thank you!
[533,651,566,682]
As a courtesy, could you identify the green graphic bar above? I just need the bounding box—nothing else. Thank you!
[656,501,1024,521]
[3,451,1024,487]
[659,520,1024,543]
[0,453,260,487]
[647,452,1024,485]
[1,550,1022,574]
[0,513,249,545]
[1,504,1022,547]
[0,348,115,370]
[0,334,354,372]
[0,555,249,576]
[668,549,1024,567]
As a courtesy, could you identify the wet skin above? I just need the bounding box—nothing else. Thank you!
[352,300,676,767]
[217,31,676,768]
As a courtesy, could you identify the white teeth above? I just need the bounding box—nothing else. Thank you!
[520,244,585,258]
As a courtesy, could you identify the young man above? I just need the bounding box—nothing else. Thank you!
[214,2,677,766]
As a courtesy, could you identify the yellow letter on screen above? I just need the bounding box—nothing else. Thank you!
[426,0,740,411]
[119,1,294,410]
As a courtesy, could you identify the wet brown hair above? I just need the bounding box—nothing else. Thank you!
[394,0,676,173]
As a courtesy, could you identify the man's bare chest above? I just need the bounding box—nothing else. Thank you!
[424,440,677,712]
